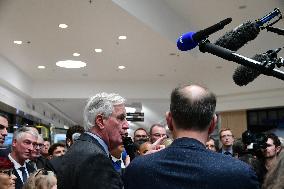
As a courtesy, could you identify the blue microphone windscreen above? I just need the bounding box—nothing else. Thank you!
[177,32,198,51]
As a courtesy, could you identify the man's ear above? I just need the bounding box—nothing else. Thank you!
[276,145,281,154]
[208,114,217,135]
[95,114,105,130]
[166,112,173,131]
[12,139,17,148]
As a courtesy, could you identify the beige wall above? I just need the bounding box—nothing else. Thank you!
[219,110,247,139]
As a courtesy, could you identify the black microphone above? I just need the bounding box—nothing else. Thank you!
[177,18,232,51]
[215,8,282,51]
[233,49,283,86]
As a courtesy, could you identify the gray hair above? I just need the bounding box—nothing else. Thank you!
[83,92,126,131]
[13,127,39,141]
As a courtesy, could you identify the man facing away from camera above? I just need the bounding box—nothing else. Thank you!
[124,84,260,189]
[57,92,129,189]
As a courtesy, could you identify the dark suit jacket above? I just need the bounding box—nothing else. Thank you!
[124,137,260,189]
[57,133,123,189]
[14,163,36,189]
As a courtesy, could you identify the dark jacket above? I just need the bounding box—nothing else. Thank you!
[124,137,260,189]
[57,133,123,189]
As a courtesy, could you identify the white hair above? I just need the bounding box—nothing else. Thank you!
[13,127,39,141]
[83,92,125,131]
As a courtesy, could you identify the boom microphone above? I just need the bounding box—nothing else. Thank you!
[177,18,232,51]
[232,54,267,86]
[233,48,283,86]
[215,8,282,51]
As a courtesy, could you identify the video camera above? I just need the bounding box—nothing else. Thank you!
[242,130,268,153]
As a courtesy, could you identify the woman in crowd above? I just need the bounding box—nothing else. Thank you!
[0,157,16,189]
[23,169,57,189]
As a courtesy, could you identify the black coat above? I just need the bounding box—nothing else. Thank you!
[57,133,123,189]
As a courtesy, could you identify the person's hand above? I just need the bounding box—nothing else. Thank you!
[144,135,167,155]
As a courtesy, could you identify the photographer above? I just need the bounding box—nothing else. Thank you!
[234,131,268,185]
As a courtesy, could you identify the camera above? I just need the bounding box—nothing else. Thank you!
[242,130,268,153]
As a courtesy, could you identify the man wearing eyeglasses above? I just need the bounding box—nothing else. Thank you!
[219,128,234,156]
[124,84,259,189]
[58,93,129,189]
[149,124,167,144]
[8,127,38,189]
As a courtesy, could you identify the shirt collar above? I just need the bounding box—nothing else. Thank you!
[8,153,27,169]
[86,132,109,156]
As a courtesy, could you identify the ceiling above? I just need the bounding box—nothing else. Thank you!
[0,0,283,129]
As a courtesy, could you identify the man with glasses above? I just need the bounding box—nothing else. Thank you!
[28,134,55,172]
[133,128,148,142]
[58,92,129,189]
[8,127,38,189]
[149,124,167,144]
[219,128,234,156]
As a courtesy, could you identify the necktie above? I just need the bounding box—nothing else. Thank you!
[19,167,27,183]
[114,160,122,172]
[224,151,231,156]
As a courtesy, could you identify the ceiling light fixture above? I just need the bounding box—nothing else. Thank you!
[118,36,127,40]
[118,65,126,70]
[59,24,68,29]
[37,66,46,69]
[56,60,86,68]
[73,53,80,57]
[94,49,103,53]
[14,40,22,45]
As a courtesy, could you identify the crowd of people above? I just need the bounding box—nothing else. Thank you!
[0,84,284,189]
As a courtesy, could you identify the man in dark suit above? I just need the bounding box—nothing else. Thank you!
[8,127,37,189]
[124,84,260,189]
[57,92,129,189]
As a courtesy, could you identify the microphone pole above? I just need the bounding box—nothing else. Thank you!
[198,39,284,81]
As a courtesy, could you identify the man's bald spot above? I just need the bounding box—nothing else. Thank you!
[180,85,208,101]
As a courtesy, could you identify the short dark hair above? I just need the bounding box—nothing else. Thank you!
[170,85,216,131]
[0,113,8,120]
[48,143,65,156]
[66,125,85,140]
[149,124,164,135]
[267,133,281,147]
[134,128,148,136]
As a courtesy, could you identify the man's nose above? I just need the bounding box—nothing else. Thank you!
[122,120,129,130]
[2,128,8,136]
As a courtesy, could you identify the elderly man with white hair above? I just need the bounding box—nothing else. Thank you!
[57,92,129,189]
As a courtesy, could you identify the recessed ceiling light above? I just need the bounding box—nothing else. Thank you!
[37,66,46,69]
[56,60,86,68]
[94,49,103,53]
[118,65,126,70]
[14,40,22,45]
[73,53,80,57]
[118,36,127,40]
[59,24,68,29]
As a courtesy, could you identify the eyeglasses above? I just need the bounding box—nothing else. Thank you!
[220,134,233,139]
[0,169,14,176]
